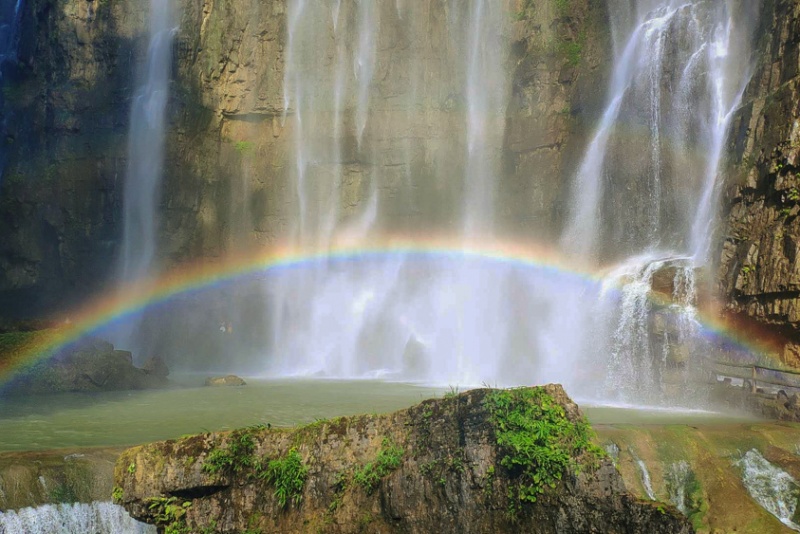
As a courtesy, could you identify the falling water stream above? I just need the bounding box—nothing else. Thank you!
[252,0,760,407]
[115,0,174,360]
[0,502,154,534]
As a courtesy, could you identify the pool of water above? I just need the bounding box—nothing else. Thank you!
[0,379,757,452]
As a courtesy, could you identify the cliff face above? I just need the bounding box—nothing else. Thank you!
[0,0,147,316]
[115,386,691,533]
[0,0,610,318]
[718,0,800,364]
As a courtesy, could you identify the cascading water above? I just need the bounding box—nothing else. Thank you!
[558,0,758,404]
[267,1,513,384]
[0,502,155,534]
[119,0,174,285]
[115,0,174,358]
[737,449,800,531]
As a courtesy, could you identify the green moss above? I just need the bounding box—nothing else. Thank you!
[234,140,254,155]
[485,387,606,513]
[111,486,123,503]
[354,438,404,494]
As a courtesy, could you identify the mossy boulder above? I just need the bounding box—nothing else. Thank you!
[115,385,691,533]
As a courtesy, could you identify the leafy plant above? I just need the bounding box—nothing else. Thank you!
[202,428,257,475]
[112,486,123,503]
[146,496,192,533]
[484,387,605,513]
[259,447,308,509]
[354,438,404,494]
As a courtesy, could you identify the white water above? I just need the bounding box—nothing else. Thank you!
[564,0,755,261]
[637,459,657,500]
[0,502,154,534]
[119,0,174,284]
[737,449,800,531]
[106,1,759,406]
[557,0,758,404]
[115,0,174,360]
[268,1,514,385]
[666,460,693,515]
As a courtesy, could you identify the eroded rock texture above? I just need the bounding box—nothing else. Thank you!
[115,386,691,533]
[719,0,800,365]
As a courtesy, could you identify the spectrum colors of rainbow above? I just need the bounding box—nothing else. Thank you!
[0,237,780,388]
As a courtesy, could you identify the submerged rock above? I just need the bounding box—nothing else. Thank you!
[204,375,246,387]
[115,385,691,533]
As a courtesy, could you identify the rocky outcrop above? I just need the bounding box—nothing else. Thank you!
[2,337,170,396]
[115,386,691,533]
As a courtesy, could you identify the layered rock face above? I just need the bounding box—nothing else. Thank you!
[0,0,609,318]
[115,385,691,533]
[718,0,800,365]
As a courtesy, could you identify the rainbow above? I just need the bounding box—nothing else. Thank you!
[0,236,784,388]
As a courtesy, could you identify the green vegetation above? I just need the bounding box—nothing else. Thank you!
[234,140,255,155]
[484,387,605,515]
[444,385,460,399]
[127,462,136,475]
[554,0,569,12]
[258,447,308,509]
[112,486,124,503]
[560,40,583,67]
[353,438,404,494]
[202,427,259,475]
[146,496,192,534]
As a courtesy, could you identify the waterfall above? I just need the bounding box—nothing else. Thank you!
[558,0,758,404]
[115,0,174,359]
[119,0,174,284]
[268,1,511,383]
[665,460,695,515]
[0,502,155,534]
[737,449,800,531]
[636,459,657,500]
[564,0,754,261]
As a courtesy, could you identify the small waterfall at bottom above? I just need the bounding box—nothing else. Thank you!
[599,255,706,404]
[0,502,154,534]
[737,449,800,531]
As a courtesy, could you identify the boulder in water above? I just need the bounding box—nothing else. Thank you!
[204,375,246,387]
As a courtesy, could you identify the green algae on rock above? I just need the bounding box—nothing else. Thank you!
[115,385,691,533]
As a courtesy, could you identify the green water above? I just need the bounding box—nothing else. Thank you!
[0,379,756,452]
